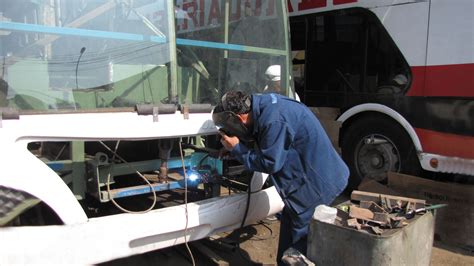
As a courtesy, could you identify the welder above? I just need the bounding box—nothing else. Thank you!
[212,90,349,265]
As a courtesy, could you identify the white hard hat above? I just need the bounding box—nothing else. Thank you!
[265,65,281,82]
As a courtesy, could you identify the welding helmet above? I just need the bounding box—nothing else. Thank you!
[211,91,254,142]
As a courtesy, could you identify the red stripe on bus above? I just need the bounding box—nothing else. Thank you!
[408,64,474,97]
[334,0,357,5]
[408,66,425,96]
[298,0,327,10]
[288,0,357,13]
[287,0,294,12]
[416,128,474,159]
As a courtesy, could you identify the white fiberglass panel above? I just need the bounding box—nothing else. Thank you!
[427,0,474,66]
[371,1,429,67]
[0,186,284,264]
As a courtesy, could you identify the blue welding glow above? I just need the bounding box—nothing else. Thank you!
[187,171,200,182]
[188,173,199,182]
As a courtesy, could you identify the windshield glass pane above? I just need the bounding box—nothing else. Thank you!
[0,0,173,111]
[0,0,291,111]
[175,0,290,105]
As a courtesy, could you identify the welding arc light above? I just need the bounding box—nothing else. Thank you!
[186,170,200,182]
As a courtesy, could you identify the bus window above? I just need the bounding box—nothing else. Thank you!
[290,19,306,99]
[175,0,289,102]
[1,0,292,112]
[294,8,411,108]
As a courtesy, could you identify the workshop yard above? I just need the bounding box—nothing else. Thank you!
[103,194,474,266]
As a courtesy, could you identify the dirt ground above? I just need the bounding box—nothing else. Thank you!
[104,215,474,266]
[102,192,474,266]
[102,190,473,265]
[208,219,474,265]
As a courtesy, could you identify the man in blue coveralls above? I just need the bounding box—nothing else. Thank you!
[212,90,349,264]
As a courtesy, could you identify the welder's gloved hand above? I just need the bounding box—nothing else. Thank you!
[218,130,240,151]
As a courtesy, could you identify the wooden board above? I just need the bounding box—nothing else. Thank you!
[358,178,402,196]
[349,206,375,220]
[309,107,341,152]
[350,190,426,209]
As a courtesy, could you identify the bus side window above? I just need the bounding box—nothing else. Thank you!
[290,19,307,101]
[298,8,411,107]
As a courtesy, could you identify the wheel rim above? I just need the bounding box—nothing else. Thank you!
[354,134,401,181]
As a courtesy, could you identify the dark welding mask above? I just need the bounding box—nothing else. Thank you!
[211,95,254,143]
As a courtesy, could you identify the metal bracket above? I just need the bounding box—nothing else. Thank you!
[179,104,213,120]
[135,104,176,122]
[0,107,20,128]
[152,106,159,122]
[182,105,189,120]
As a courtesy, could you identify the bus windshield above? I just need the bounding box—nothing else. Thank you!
[0,0,292,112]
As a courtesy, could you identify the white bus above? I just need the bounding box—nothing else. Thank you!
[0,1,293,264]
[289,0,474,188]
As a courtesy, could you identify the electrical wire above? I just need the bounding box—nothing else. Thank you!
[248,221,274,241]
[178,139,196,266]
[99,140,157,214]
[45,42,159,62]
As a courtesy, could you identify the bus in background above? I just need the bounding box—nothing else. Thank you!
[288,0,473,188]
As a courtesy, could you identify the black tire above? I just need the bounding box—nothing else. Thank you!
[341,115,421,190]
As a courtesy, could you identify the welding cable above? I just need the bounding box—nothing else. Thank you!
[240,179,252,228]
[241,171,266,228]
[248,221,274,241]
[218,220,274,241]
[197,153,210,168]
[227,173,253,261]
[235,221,274,264]
[99,141,157,214]
[178,140,196,266]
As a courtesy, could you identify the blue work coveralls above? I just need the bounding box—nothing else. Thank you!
[230,93,349,259]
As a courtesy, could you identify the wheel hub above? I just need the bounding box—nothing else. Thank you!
[370,154,383,168]
[356,135,400,181]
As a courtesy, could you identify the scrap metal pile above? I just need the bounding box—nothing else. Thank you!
[335,191,446,235]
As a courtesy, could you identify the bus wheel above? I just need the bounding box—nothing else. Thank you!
[341,116,421,190]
